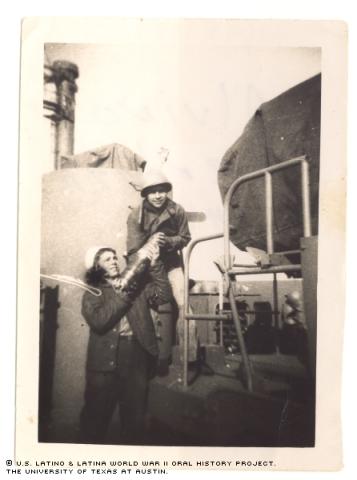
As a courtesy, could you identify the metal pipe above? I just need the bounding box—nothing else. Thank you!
[183,232,224,388]
[183,303,189,389]
[232,263,260,268]
[228,285,253,391]
[233,251,301,268]
[218,275,223,309]
[51,61,79,169]
[272,273,280,354]
[228,264,301,275]
[301,158,312,237]
[274,249,301,256]
[185,314,232,321]
[261,155,307,174]
[223,155,307,271]
[186,311,279,320]
[218,276,224,346]
[265,171,274,254]
[182,155,309,389]
[184,232,224,318]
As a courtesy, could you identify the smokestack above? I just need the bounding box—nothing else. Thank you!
[44,60,79,169]
[52,61,79,169]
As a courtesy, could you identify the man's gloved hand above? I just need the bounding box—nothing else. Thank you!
[150,232,167,248]
[137,239,161,266]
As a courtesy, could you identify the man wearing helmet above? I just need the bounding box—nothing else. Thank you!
[126,169,198,369]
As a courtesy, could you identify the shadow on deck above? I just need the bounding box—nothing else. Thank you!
[146,353,315,447]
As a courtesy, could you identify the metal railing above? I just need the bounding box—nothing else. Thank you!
[182,155,311,389]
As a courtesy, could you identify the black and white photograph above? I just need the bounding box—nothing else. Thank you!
[15,17,347,472]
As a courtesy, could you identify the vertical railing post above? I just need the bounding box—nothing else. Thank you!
[228,285,253,391]
[265,171,274,254]
[218,275,223,346]
[183,310,189,388]
[301,158,312,237]
[273,273,280,354]
[183,245,190,389]
[223,197,232,272]
[182,156,310,391]
[183,233,224,388]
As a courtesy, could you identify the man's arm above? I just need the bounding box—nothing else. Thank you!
[126,207,148,255]
[163,205,191,251]
[81,290,132,334]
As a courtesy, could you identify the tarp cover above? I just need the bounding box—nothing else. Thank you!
[61,143,146,171]
[218,74,321,252]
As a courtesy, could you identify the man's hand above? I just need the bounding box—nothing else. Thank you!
[137,241,161,265]
[150,232,167,248]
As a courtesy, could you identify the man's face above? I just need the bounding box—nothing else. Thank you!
[97,250,120,278]
[146,185,169,209]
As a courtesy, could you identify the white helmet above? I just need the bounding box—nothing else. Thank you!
[84,246,115,270]
[140,169,172,197]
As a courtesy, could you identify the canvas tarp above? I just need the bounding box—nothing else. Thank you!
[218,74,321,253]
[61,142,146,171]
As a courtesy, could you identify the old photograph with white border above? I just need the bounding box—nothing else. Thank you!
[16,17,347,473]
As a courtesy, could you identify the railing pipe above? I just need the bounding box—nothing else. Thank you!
[228,286,253,391]
[183,233,224,388]
[223,155,307,269]
[301,158,312,237]
[182,155,311,390]
[228,264,301,275]
[265,171,274,254]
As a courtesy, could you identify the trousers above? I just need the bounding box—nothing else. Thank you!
[167,267,198,363]
[79,337,152,445]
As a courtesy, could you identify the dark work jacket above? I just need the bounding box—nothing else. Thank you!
[126,198,191,270]
[81,262,172,372]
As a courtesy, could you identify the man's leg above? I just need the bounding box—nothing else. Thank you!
[117,338,152,445]
[167,267,198,363]
[151,302,174,376]
[79,371,118,444]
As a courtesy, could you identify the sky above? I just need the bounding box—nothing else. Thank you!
[44,23,321,279]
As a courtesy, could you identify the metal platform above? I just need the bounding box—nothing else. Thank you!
[146,353,314,446]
